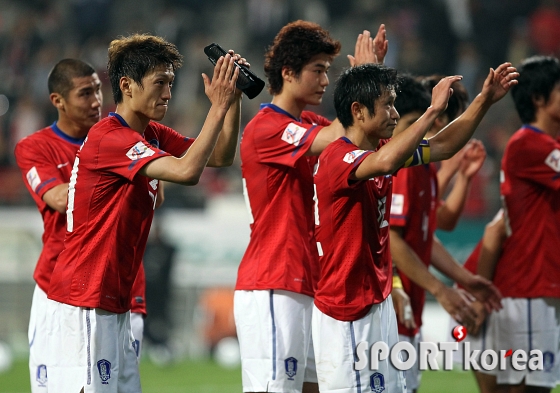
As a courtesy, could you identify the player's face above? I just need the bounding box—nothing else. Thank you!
[364,89,399,140]
[132,64,174,121]
[62,73,102,131]
[394,111,423,136]
[291,54,331,106]
[542,82,560,123]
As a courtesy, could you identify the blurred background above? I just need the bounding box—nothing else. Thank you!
[0,0,560,390]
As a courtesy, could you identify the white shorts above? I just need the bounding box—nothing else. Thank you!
[488,297,560,388]
[312,296,406,393]
[398,333,421,393]
[28,285,49,392]
[234,289,316,393]
[130,312,144,360]
[45,299,141,393]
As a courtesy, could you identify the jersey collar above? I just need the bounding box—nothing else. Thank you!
[109,112,131,128]
[51,122,86,145]
[260,103,302,122]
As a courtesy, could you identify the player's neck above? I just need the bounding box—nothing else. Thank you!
[56,117,89,139]
[345,127,378,150]
[271,93,305,120]
[530,117,560,139]
[114,106,149,134]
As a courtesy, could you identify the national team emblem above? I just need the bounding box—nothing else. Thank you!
[126,141,155,161]
[285,357,298,380]
[343,150,367,164]
[97,359,111,383]
[36,364,47,386]
[132,339,140,358]
[545,149,560,172]
[543,351,555,372]
[26,166,41,192]
[281,123,307,146]
[370,372,385,392]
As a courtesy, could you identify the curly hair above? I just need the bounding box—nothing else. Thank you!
[264,20,341,95]
[108,33,183,104]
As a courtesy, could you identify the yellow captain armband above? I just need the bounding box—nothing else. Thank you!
[403,139,431,168]
[392,275,403,290]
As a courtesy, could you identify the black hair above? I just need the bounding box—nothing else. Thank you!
[395,74,431,117]
[48,59,96,98]
[334,64,399,128]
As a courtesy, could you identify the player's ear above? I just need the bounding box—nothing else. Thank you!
[120,76,133,98]
[281,66,295,83]
[351,102,364,121]
[50,93,64,111]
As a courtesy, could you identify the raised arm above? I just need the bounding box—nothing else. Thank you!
[437,140,486,230]
[353,76,460,180]
[208,51,249,167]
[140,55,238,185]
[347,24,387,66]
[428,63,518,162]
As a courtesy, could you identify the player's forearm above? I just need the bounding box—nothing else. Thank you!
[437,174,470,231]
[429,94,493,162]
[476,218,506,280]
[389,229,443,295]
[208,95,241,167]
[42,183,69,214]
[430,236,472,286]
[307,118,345,156]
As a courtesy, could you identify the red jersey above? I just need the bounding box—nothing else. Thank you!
[130,262,147,315]
[14,123,85,293]
[389,163,439,336]
[494,125,560,298]
[313,137,393,321]
[48,113,193,313]
[237,104,329,296]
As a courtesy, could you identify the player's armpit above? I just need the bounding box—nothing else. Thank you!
[306,119,344,156]
[140,155,204,186]
[42,182,69,214]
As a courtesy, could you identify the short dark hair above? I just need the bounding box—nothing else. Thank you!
[264,20,341,95]
[48,59,96,98]
[512,56,560,123]
[421,74,469,121]
[108,33,183,104]
[395,74,431,117]
[334,64,399,128]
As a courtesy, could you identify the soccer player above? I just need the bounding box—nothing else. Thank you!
[312,62,517,393]
[477,55,560,393]
[235,21,387,393]
[388,75,502,393]
[14,59,164,392]
[44,34,243,393]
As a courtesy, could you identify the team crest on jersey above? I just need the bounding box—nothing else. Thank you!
[97,359,111,383]
[343,150,367,164]
[543,351,555,372]
[545,149,560,172]
[370,372,385,392]
[281,123,307,146]
[126,142,155,161]
[284,357,298,380]
[36,364,47,386]
[26,166,41,192]
[391,194,404,215]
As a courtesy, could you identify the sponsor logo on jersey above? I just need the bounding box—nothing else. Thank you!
[370,372,385,393]
[26,166,41,192]
[126,142,155,161]
[97,359,111,383]
[391,194,404,215]
[284,357,298,380]
[56,161,69,168]
[545,149,560,172]
[343,150,367,164]
[281,123,307,146]
[36,364,47,386]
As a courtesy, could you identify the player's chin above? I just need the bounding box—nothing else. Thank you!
[152,107,168,121]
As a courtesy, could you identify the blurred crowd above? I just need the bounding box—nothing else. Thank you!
[1,0,559,216]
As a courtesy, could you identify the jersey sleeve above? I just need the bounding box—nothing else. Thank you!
[254,118,324,167]
[96,128,171,181]
[326,144,373,192]
[389,169,413,227]
[507,136,560,190]
[14,137,65,200]
[147,122,195,157]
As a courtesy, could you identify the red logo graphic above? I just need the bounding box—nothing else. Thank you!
[504,349,513,357]
[451,325,467,342]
